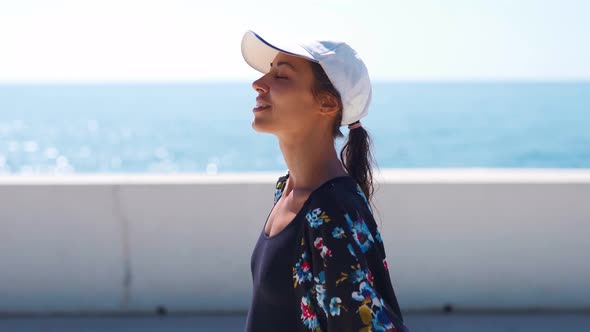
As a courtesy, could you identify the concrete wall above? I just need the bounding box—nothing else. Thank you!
[0,169,589,314]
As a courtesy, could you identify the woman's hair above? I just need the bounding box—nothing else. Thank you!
[309,61,376,202]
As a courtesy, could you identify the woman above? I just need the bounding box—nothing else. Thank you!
[241,30,409,332]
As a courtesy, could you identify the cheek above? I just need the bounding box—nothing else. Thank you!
[276,86,317,109]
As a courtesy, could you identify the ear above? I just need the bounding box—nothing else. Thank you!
[318,92,341,116]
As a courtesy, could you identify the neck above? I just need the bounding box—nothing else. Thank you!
[277,130,348,195]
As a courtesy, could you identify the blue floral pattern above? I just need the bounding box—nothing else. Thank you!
[275,177,407,332]
[285,175,406,332]
[274,177,285,204]
[355,184,372,213]
[293,250,313,288]
[306,207,332,228]
[329,296,344,316]
[301,292,321,330]
[332,226,346,239]
[344,212,376,254]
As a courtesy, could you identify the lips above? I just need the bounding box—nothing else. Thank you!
[253,98,271,112]
[253,105,271,112]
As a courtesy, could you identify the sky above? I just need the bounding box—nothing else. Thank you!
[0,0,589,82]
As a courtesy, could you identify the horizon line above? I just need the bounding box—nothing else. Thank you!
[1,78,589,85]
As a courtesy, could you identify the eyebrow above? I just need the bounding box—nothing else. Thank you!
[270,61,297,71]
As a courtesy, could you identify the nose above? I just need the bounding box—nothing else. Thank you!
[252,76,268,94]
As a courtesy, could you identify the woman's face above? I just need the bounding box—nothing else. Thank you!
[251,53,325,136]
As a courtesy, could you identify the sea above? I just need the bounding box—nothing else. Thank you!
[0,82,588,174]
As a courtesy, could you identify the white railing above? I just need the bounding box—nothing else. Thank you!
[1,169,589,314]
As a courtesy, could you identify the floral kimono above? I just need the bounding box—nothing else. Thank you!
[246,173,409,332]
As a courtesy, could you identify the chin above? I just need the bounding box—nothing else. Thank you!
[251,118,276,134]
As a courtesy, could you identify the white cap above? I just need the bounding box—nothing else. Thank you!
[241,30,372,126]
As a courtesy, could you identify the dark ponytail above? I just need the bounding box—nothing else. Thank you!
[340,122,375,201]
[309,62,376,202]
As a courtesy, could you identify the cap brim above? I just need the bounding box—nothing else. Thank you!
[241,30,317,74]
